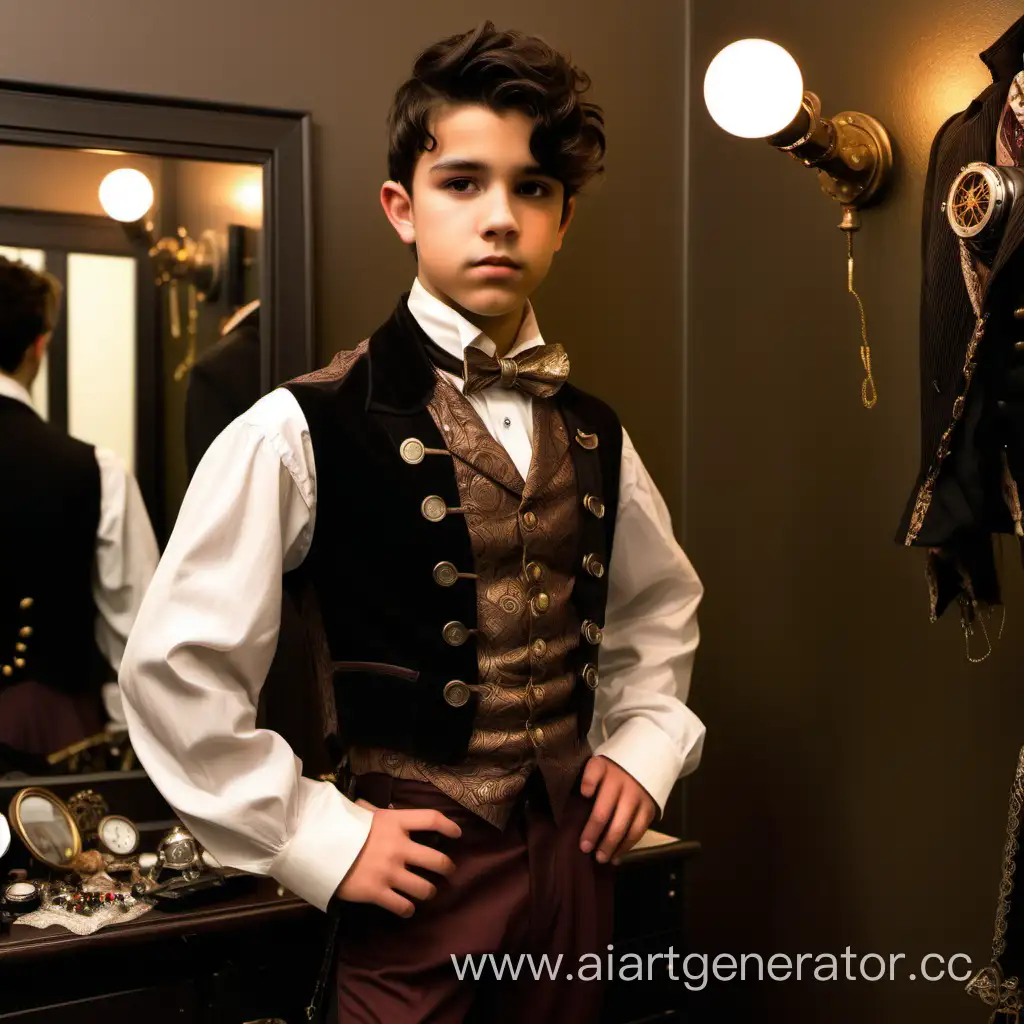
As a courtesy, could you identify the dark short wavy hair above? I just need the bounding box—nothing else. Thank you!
[0,256,62,374]
[387,21,606,229]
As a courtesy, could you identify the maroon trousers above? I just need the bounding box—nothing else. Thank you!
[334,767,615,1024]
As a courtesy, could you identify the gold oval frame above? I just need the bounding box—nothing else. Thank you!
[8,787,82,870]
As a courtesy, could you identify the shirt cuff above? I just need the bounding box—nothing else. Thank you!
[593,716,685,820]
[268,779,375,912]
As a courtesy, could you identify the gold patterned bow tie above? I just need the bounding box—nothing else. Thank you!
[462,344,570,398]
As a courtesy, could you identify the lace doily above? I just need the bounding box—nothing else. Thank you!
[15,872,154,936]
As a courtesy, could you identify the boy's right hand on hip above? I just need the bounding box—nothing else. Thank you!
[335,798,461,917]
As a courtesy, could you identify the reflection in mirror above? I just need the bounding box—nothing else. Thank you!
[12,789,80,869]
[0,143,263,780]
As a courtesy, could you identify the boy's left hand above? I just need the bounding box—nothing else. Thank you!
[578,755,656,866]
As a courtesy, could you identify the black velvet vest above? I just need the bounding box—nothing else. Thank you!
[283,295,622,766]
[0,395,106,694]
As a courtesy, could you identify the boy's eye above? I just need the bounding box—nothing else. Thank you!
[442,179,553,197]
[444,178,476,193]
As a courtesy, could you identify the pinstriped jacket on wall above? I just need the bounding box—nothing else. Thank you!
[898,13,1024,626]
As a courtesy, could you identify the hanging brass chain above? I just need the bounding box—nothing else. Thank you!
[846,228,876,408]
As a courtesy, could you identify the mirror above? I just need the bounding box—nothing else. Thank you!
[0,144,264,538]
[0,812,10,860]
[0,82,313,793]
[9,787,81,870]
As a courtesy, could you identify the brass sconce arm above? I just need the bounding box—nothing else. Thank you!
[767,92,893,210]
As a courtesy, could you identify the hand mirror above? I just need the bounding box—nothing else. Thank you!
[8,788,81,870]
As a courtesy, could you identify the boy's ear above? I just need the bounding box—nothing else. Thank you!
[553,196,577,253]
[380,181,416,245]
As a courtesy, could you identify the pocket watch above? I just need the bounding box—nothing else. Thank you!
[97,815,140,857]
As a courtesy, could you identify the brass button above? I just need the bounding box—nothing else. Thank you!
[18,626,32,639]
[581,620,604,645]
[1,666,10,678]
[532,592,551,615]
[1015,307,1024,320]
[581,663,600,690]
[1016,341,1024,352]
[583,494,605,519]
[575,429,599,450]
[19,597,33,610]
[525,560,545,583]
[444,680,471,707]
[433,561,459,587]
[13,658,24,669]
[400,438,426,465]
[443,621,470,646]
[421,495,448,522]
[532,726,545,745]
[582,553,605,578]
[531,638,548,658]
[15,643,26,653]
[522,511,538,531]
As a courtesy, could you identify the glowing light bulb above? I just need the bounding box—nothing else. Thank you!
[704,39,804,139]
[99,168,154,223]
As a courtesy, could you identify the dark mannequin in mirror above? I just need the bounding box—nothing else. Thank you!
[184,299,261,477]
[0,256,158,776]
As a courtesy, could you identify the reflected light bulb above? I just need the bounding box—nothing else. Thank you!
[704,39,804,139]
[99,168,154,223]
[235,182,263,217]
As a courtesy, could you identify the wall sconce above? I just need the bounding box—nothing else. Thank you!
[704,39,893,220]
[703,39,895,408]
[99,168,222,380]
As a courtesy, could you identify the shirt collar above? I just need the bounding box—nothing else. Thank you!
[0,372,36,413]
[406,276,545,364]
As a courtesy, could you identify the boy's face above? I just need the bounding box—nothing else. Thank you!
[381,103,575,321]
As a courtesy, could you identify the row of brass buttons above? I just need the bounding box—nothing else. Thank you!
[575,430,601,697]
[3,598,34,678]
[401,440,473,711]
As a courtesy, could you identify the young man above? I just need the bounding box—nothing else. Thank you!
[119,21,705,1024]
[0,256,158,765]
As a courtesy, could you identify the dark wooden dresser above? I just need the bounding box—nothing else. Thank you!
[0,832,699,1023]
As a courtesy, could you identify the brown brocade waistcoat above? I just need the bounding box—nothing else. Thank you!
[279,293,622,830]
[348,375,591,827]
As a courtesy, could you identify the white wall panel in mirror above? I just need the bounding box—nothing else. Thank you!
[0,245,48,421]
[67,253,136,471]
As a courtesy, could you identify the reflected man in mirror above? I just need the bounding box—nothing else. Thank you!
[0,256,159,772]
